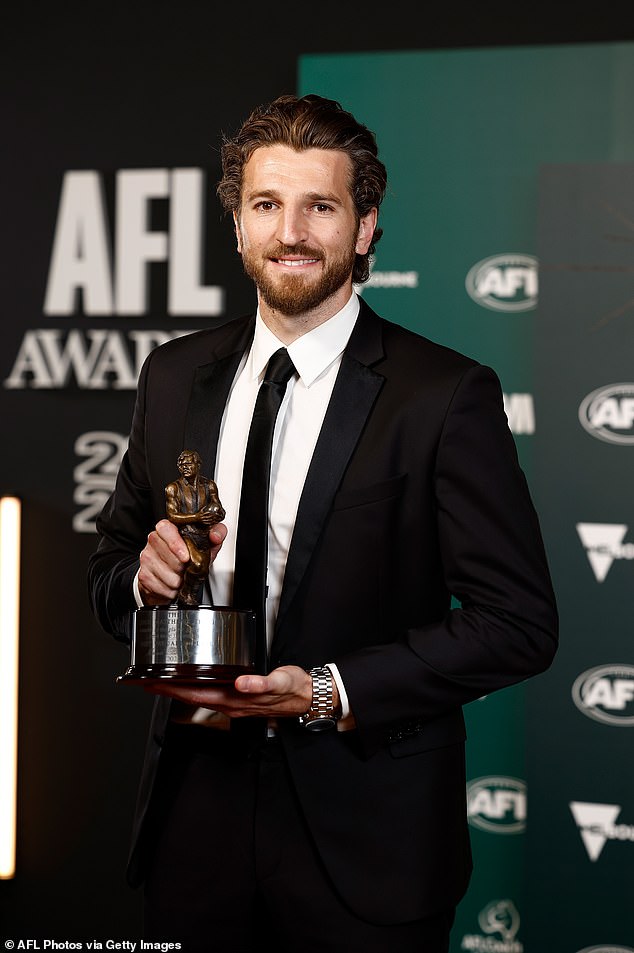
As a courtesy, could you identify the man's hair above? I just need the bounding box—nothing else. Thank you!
[217,94,387,283]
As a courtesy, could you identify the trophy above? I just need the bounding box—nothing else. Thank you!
[118,450,256,685]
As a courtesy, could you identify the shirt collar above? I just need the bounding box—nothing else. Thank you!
[248,292,360,387]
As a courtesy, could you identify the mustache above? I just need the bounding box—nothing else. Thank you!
[266,243,324,260]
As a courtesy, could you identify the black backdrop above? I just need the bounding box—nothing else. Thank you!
[2,3,632,939]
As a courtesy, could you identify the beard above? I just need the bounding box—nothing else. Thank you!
[240,240,357,316]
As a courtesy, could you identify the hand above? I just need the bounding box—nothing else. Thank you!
[145,664,323,719]
[138,518,227,605]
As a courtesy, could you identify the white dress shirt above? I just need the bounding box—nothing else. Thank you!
[136,292,359,728]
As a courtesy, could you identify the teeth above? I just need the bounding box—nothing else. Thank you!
[277,258,318,266]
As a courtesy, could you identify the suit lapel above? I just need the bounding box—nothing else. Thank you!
[274,302,385,641]
[183,303,386,644]
[183,318,255,474]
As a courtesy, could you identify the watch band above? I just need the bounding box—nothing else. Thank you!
[299,666,339,732]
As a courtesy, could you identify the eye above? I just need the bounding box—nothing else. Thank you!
[254,200,276,212]
[312,203,334,213]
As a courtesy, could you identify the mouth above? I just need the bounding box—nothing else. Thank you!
[271,256,321,268]
[267,244,323,270]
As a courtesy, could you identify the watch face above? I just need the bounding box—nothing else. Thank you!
[304,716,337,732]
[300,666,337,731]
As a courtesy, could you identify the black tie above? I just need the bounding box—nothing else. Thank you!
[232,347,296,674]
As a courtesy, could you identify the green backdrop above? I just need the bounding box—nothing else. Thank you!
[300,43,634,952]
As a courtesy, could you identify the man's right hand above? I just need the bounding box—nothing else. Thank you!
[137,519,227,605]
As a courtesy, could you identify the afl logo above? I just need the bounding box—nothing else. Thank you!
[579,384,634,445]
[465,253,538,312]
[466,776,527,833]
[572,665,634,726]
[576,947,634,953]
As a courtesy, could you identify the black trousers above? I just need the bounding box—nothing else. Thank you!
[143,723,455,953]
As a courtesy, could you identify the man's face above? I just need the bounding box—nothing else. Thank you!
[234,145,376,319]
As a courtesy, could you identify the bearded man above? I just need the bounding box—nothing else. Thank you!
[88,94,558,953]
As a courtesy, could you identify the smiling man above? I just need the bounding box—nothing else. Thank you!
[235,144,375,329]
[88,94,558,953]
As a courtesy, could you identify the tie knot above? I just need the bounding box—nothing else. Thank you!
[264,348,296,386]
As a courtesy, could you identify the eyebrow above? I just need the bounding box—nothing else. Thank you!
[244,188,345,206]
[304,191,344,205]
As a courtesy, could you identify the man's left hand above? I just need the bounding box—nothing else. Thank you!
[144,665,328,718]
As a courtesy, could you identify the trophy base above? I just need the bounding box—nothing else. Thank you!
[118,605,257,686]
[117,662,255,686]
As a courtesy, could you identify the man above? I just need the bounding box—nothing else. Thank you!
[88,94,558,952]
[164,449,225,606]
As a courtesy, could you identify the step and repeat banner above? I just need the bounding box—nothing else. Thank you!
[299,42,634,953]
[1,33,633,946]
[529,162,634,951]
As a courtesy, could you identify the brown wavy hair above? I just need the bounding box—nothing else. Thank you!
[217,94,387,283]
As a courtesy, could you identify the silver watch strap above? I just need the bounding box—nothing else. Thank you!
[299,666,338,731]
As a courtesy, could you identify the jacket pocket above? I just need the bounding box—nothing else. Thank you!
[388,712,466,759]
[332,473,407,511]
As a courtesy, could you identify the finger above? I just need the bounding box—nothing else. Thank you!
[138,526,187,603]
[234,673,272,694]
[234,668,295,696]
[209,522,228,558]
[142,534,186,577]
[155,519,190,562]
[137,572,180,604]
[138,548,183,599]
[145,683,237,707]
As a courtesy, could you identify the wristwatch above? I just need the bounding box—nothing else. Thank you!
[299,666,339,732]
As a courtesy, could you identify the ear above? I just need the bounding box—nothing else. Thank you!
[233,211,243,254]
[355,208,378,255]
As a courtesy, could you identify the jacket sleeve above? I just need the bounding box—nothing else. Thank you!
[334,363,559,754]
[87,351,156,642]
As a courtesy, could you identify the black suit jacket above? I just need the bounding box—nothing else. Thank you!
[88,299,558,924]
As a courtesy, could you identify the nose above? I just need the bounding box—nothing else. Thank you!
[277,204,308,247]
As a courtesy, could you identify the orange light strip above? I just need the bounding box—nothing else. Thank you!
[0,496,21,879]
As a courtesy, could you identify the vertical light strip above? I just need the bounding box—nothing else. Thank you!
[0,496,21,880]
